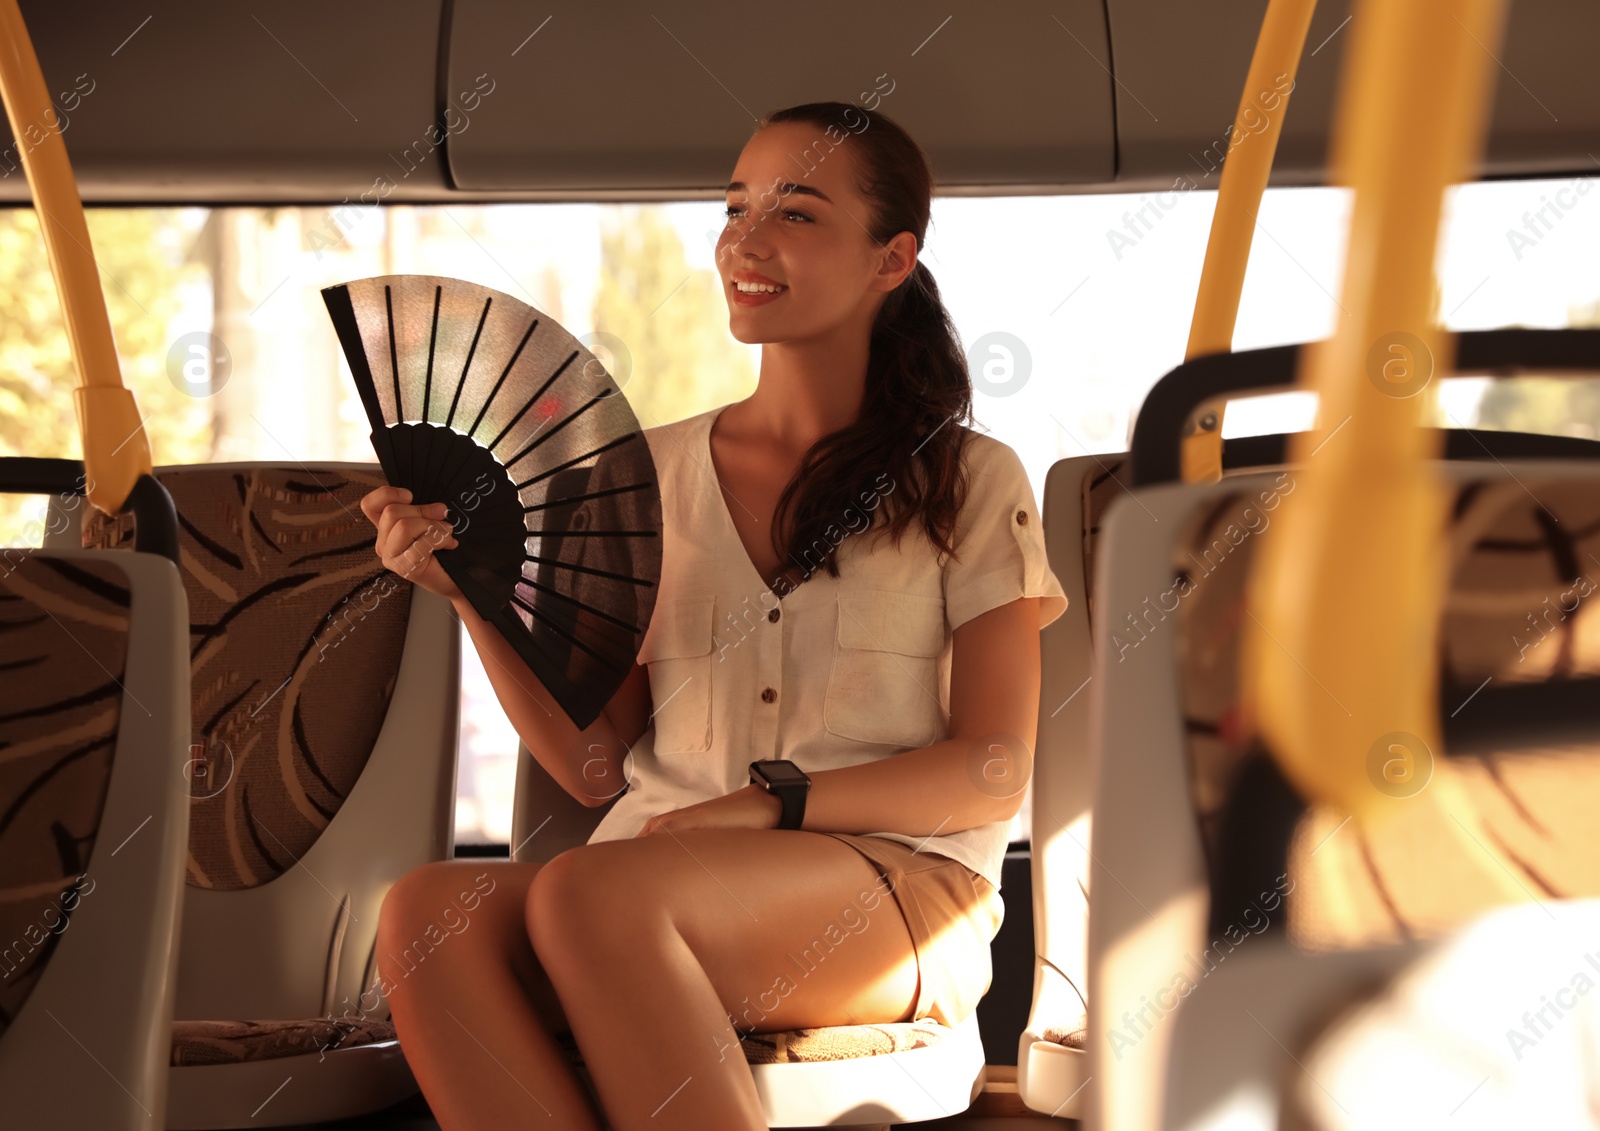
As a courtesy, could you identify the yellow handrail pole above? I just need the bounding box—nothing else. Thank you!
[1242,0,1524,894]
[1180,0,1319,484]
[0,0,150,513]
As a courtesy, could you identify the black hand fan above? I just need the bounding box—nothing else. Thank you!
[320,274,662,731]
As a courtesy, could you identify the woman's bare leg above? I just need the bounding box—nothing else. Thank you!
[528,830,924,1131]
[376,859,608,1130]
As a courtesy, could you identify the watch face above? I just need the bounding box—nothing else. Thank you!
[756,760,809,787]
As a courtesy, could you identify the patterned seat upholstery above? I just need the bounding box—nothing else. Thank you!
[1039,1023,1088,1050]
[169,1016,400,1067]
[1173,473,1600,950]
[552,1018,954,1068]
[734,1018,952,1065]
[0,555,133,1035]
[167,1014,958,1069]
[82,465,412,893]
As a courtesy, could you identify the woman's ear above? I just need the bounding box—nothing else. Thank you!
[874,230,919,291]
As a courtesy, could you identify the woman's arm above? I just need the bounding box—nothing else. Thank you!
[362,483,642,808]
[801,595,1042,837]
[452,592,637,808]
[635,596,1044,840]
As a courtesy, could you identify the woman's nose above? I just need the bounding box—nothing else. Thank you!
[722,208,771,256]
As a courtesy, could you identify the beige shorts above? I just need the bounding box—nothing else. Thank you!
[818,832,1006,1029]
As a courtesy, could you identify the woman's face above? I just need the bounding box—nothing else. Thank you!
[716,121,913,345]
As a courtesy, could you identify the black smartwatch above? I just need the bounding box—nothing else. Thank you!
[749,759,811,830]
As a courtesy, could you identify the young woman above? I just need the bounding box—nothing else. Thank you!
[361,101,1067,1130]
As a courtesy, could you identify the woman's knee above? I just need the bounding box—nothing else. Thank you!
[526,849,588,960]
[527,846,647,965]
[378,861,526,957]
[380,862,451,942]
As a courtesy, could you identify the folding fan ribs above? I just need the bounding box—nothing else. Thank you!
[321,274,662,730]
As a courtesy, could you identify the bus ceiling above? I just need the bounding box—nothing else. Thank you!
[0,0,1595,205]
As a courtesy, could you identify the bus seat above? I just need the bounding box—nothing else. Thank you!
[1164,884,1600,1127]
[509,738,622,864]
[1019,450,1293,1121]
[0,548,190,1130]
[510,748,989,1126]
[63,463,460,1130]
[1159,934,1424,1130]
[1014,454,1115,1120]
[1085,461,1600,1131]
[1173,470,1600,948]
[1282,898,1600,1129]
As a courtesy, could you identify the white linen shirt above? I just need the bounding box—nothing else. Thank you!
[587,404,1068,890]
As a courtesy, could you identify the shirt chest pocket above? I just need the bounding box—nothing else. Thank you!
[824,590,948,748]
[637,594,716,754]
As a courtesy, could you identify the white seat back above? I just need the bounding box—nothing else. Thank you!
[1087,461,1600,1131]
[0,549,191,1130]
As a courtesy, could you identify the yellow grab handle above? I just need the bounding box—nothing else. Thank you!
[1242,0,1525,900]
[1182,0,1320,484]
[0,0,150,512]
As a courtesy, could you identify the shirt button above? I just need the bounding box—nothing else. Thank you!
[1016,508,1029,525]
[761,687,776,703]
[767,607,780,623]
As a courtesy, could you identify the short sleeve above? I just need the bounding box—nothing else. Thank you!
[943,435,1069,633]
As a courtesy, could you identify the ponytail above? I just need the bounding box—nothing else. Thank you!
[758,104,975,592]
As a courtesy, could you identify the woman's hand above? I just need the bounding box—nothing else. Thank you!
[359,486,464,602]
[634,784,782,838]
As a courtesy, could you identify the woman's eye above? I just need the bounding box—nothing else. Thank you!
[721,204,811,223]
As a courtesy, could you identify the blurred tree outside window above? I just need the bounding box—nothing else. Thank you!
[1475,299,1600,439]
[0,207,212,542]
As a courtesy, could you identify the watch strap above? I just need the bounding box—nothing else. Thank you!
[774,784,805,830]
[750,760,809,830]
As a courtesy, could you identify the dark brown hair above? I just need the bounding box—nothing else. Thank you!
[750,101,974,594]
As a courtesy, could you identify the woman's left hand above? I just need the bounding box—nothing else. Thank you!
[634,784,782,838]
